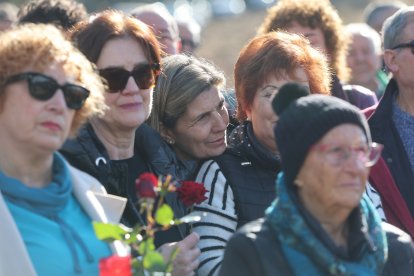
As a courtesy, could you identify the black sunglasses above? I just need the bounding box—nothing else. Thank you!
[4,72,90,110]
[392,40,414,54]
[99,63,160,93]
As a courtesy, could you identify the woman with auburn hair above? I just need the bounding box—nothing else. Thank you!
[220,84,414,276]
[191,31,331,276]
[0,23,127,275]
[258,0,378,110]
[60,10,201,276]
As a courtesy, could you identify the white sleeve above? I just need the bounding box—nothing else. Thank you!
[365,182,386,221]
[191,160,237,276]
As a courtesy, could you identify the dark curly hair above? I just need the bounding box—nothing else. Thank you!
[18,0,87,31]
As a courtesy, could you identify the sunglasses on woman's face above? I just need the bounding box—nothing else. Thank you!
[4,72,90,110]
[99,63,160,93]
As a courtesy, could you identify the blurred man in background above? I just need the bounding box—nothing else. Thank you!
[18,0,88,31]
[131,3,180,55]
[363,0,407,33]
[0,2,17,31]
[367,6,414,238]
[177,17,201,54]
[345,23,389,98]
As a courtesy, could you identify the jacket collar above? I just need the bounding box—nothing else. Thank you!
[69,164,129,256]
[228,121,281,169]
[0,192,37,276]
[330,75,349,101]
[368,79,398,137]
[69,164,127,224]
[0,163,129,275]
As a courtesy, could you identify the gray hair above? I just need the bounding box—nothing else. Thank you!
[130,3,179,41]
[363,1,407,28]
[382,6,414,50]
[148,54,225,132]
[345,23,382,54]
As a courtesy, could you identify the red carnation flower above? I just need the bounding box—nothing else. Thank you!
[99,255,131,276]
[176,181,207,207]
[135,172,158,199]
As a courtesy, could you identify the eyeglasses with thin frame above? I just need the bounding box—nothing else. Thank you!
[311,142,384,167]
[391,40,414,54]
[3,72,90,110]
[99,63,160,93]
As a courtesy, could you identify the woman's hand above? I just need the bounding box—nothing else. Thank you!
[159,232,201,276]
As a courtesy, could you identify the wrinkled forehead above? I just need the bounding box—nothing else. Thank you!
[351,34,377,50]
[42,56,81,82]
[315,124,368,149]
[263,66,308,85]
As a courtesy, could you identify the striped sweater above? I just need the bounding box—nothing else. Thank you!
[192,160,237,276]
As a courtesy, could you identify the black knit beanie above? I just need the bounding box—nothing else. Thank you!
[272,83,371,185]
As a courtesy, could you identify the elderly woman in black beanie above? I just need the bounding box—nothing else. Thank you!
[219,83,414,276]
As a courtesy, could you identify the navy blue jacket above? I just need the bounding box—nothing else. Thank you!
[368,79,414,220]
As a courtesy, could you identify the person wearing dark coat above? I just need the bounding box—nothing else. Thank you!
[61,122,190,245]
[365,7,414,240]
[366,80,414,239]
[220,83,414,276]
[191,31,332,276]
[59,10,230,276]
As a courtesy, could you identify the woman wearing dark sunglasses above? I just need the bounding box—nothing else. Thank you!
[60,10,201,275]
[0,24,128,275]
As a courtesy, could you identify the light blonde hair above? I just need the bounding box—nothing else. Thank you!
[0,23,106,137]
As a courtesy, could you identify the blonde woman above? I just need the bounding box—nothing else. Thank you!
[0,24,127,275]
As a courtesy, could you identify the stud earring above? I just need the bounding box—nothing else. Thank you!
[294,179,304,187]
[164,136,175,145]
